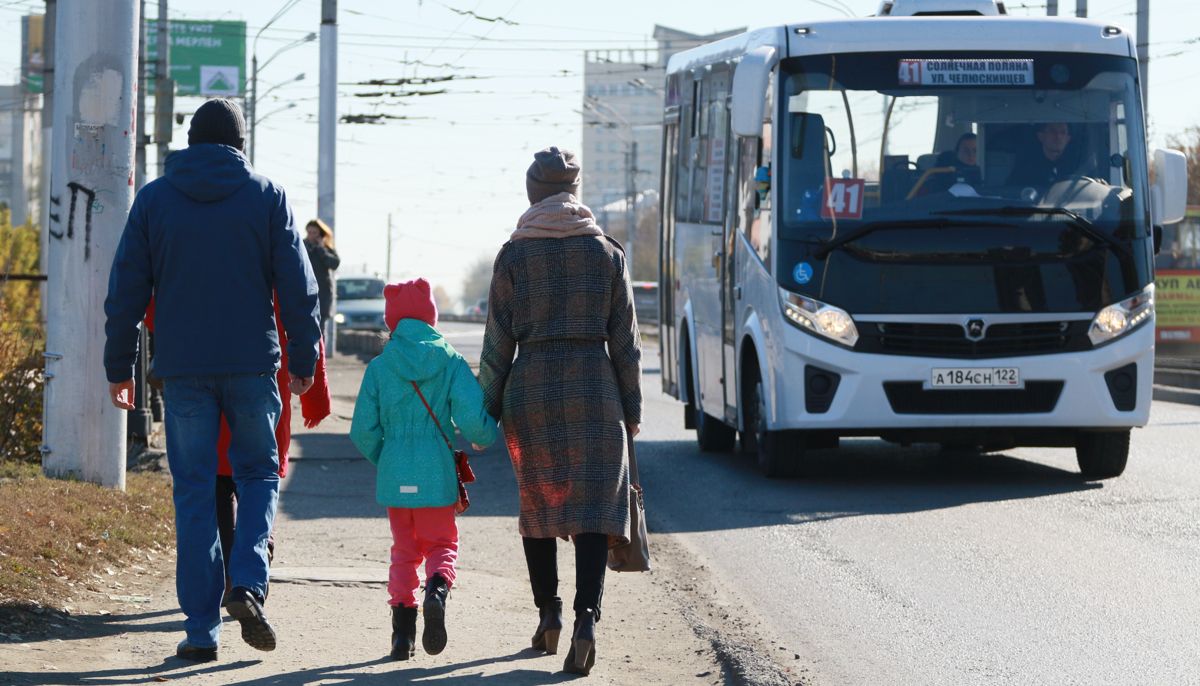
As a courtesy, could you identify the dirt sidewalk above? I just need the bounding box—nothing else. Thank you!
[0,355,795,685]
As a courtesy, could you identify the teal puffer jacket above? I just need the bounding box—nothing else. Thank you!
[350,319,497,508]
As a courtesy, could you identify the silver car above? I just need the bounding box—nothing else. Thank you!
[334,277,388,331]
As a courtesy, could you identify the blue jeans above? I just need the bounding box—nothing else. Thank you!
[162,373,282,648]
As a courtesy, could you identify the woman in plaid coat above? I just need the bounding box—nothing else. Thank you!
[479,146,642,676]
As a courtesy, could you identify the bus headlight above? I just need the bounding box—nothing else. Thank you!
[1088,285,1154,346]
[334,313,346,325]
[779,287,859,347]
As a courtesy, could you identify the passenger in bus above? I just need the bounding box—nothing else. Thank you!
[1006,122,1079,189]
[935,133,982,186]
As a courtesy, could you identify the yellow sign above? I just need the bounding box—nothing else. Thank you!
[1155,270,1200,340]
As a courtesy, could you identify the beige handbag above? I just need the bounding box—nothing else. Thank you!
[608,430,650,572]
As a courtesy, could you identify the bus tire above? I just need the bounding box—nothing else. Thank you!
[748,378,804,478]
[1075,429,1130,479]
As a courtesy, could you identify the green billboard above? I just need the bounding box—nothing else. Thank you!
[146,20,246,97]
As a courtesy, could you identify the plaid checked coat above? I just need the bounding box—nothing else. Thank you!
[479,234,642,540]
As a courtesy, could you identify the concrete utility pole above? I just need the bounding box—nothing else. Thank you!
[1136,0,1149,113]
[43,0,140,489]
[318,0,336,229]
[39,0,56,324]
[129,0,153,441]
[386,212,393,282]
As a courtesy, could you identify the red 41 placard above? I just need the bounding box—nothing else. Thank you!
[821,178,865,220]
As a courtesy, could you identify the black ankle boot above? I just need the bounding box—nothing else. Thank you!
[390,605,417,660]
[421,574,450,655]
[562,609,596,675]
[531,598,563,653]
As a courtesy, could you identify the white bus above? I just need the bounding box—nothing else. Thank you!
[657,0,1189,478]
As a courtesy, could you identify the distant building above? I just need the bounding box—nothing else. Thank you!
[0,84,42,227]
[580,25,743,221]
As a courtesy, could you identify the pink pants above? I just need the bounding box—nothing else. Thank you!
[387,505,458,608]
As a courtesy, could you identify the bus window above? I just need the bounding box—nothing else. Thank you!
[702,65,732,224]
[675,75,697,222]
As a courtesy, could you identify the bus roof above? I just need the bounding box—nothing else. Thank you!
[665,17,1134,75]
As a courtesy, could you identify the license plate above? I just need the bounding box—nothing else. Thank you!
[930,367,1020,388]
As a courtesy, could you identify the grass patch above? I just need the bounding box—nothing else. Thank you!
[0,469,174,609]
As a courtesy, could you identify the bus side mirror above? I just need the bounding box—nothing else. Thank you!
[1153,224,1163,254]
[1151,148,1187,226]
[732,46,777,139]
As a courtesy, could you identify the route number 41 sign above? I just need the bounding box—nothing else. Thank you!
[821,178,865,220]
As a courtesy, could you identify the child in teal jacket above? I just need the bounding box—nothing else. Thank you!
[349,278,497,662]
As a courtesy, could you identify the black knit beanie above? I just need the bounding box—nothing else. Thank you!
[526,146,581,204]
[188,98,246,149]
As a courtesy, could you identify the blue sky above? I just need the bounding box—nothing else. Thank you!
[1,0,1196,304]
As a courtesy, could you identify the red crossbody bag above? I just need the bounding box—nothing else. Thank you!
[411,381,475,514]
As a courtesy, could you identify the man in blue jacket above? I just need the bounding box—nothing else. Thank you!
[104,99,321,662]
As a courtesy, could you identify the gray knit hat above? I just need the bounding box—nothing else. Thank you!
[526,146,581,204]
[188,98,246,149]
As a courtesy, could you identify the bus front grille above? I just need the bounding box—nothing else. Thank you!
[883,381,1065,414]
[857,321,1091,358]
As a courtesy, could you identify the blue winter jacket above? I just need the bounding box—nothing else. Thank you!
[350,320,498,508]
[103,144,321,382]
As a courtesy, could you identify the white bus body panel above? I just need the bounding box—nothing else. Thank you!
[759,319,1154,431]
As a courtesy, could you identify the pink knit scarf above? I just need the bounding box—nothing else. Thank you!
[510,192,603,240]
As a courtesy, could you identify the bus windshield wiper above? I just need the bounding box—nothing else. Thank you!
[933,206,1131,257]
[812,217,997,259]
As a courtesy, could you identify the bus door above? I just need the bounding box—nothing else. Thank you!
[660,116,679,396]
[720,96,739,422]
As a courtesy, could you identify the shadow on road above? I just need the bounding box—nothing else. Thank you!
[220,651,578,685]
[637,437,1101,533]
[0,606,181,646]
[3,658,259,685]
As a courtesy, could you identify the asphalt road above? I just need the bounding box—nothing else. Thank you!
[442,322,1200,684]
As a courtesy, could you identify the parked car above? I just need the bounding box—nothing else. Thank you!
[466,299,489,317]
[631,281,658,326]
[334,276,387,331]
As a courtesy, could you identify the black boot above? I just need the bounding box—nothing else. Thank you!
[531,598,563,654]
[390,605,417,661]
[562,609,596,676]
[421,574,449,655]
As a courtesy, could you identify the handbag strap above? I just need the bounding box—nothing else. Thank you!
[627,427,640,489]
[411,381,456,455]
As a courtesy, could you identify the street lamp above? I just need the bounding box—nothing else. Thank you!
[250,32,316,164]
[259,72,305,104]
[256,102,297,127]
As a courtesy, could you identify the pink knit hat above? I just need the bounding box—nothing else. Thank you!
[384,278,438,331]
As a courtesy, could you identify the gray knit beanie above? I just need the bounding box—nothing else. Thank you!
[526,146,581,204]
[188,98,246,150]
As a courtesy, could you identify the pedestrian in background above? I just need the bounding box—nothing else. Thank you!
[479,146,642,676]
[304,218,340,334]
[349,278,497,661]
[104,98,322,662]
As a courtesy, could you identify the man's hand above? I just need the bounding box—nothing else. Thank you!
[109,380,136,410]
[289,375,314,396]
[471,443,487,452]
[628,423,640,438]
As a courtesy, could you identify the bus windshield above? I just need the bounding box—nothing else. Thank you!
[776,51,1152,314]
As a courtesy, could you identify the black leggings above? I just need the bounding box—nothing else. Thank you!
[523,533,607,622]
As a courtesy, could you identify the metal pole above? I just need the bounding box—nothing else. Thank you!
[155,0,168,175]
[43,0,140,489]
[1136,0,1149,113]
[1075,0,1087,17]
[249,52,257,164]
[318,0,336,229]
[626,141,637,279]
[386,212,393,282]
[129,0,152,441]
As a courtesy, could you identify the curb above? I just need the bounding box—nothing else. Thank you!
[1153,385,1200,406]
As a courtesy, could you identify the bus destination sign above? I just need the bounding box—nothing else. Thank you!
[898,59,1034,87]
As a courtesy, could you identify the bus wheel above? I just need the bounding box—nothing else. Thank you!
[748,379,803,478]
[1075,430,1130,479]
